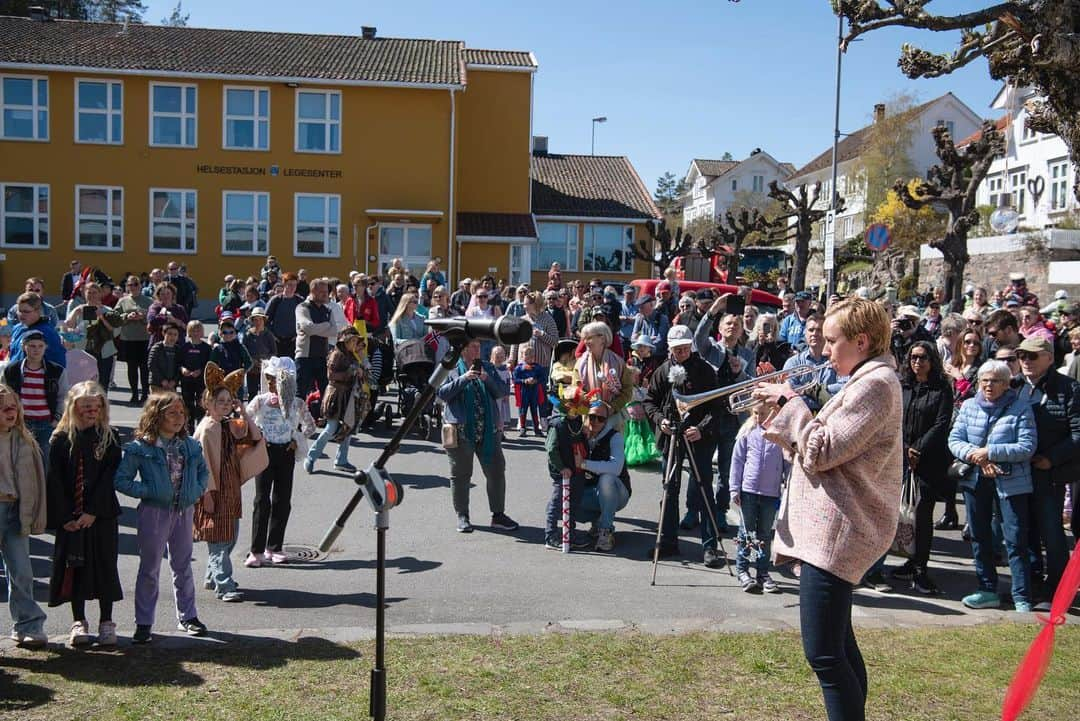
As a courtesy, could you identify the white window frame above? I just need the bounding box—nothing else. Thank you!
[222,85,270,151]
[1020,119,1038,143]
[149,188,197,254]
[1,74,48,141]
[0,182,50,249]
[1009,169,1027,215]
[731,178,737,192]
[376,223,433,277]
[536,222,578,272]
[583,223,635,274]
[294,88,341,154]
[294,192,341,257]
[1049,160,1070,213]
[149,82,197,148]
[221,190,270,255]
[74,78,122,145]
[75,185,123,251]
[752,175,764,193]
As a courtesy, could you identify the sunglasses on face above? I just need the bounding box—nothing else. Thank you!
[998,355,1017,363]
[909,354,929,362]
[221,329,236,336]
[1016,351,1040,361]
[968,318,983,324]
[587,414,605,422]
[963,339,981,346]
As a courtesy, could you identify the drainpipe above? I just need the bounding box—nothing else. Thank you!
[364,221,377,276]
[447,88,457,286]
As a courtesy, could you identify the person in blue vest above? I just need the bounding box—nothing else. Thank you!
[778,290,813,348]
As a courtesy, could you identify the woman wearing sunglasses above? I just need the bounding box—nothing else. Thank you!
[893,342,953,594]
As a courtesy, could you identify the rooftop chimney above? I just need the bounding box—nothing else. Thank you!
[874,103,886,123]
[28,5,49,21]
[750,147,761,156]
[361,26,377,40]
[533,136,548,155]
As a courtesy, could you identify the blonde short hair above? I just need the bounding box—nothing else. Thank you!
[825,297,891,359]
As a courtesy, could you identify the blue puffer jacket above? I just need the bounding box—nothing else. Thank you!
[947,390,1036,498]
[114,436,209,510]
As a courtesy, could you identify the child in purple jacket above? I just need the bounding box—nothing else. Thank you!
[730,403,789,594]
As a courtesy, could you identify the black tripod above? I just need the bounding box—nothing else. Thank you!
[650,415,733,584]
[318,331,472,721]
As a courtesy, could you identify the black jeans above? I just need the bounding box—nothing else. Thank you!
[251,442,295,554]
[275,336,296,359]
[296,355,328,399]
[120,339,149,398]
[800,562,867,721]
[913,477,938,568]
[660,435,718,551]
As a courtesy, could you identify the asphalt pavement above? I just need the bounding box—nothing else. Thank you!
[7,364,1032,642]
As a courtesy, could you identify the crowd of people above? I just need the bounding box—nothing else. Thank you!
[0,256,1076,672]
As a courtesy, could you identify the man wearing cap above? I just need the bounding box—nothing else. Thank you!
[1003,273,1039,309]
[543,290,570,339]
[573,399,632,552]
[1016,336,1080,607]
[779,291,814,348]
[1040,290,1069,325]
[890,305,934,367]
[450,278,472,317]
[654,281,677,322]
[3,329,69,471]
[631,295,670,359]
[642,325,725,566]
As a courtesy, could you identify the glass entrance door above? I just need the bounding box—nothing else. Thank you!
[378,224,433,279]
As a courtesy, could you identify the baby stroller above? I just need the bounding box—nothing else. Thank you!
[394,339,441,439]
[363,335,396,430]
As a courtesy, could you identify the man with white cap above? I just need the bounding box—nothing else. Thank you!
[1040,289,1069,324]
[642,325,726,567]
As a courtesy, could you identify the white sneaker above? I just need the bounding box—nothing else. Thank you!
[11,629,48,648]
[97,621,118,646]
[244,552,263,568]
[69,620,92,647]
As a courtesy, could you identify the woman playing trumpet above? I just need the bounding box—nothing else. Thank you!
[751,297,903,721]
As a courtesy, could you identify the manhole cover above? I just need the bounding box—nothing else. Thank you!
[281,544,326,562]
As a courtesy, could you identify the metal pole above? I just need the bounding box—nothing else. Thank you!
[826,10,843,300]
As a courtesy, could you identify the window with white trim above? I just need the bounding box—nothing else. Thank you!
[936,119,955,138]
[150,83,196,147]
[752,175,764,193]
[1020,120,1038,143]
[223,191,269,255]
[1050,160,1071,212]
[537,222,578,271]
[1010,170,1027,215]
[1,75,48,140]
[294,193,340,256]
[76,186,123,250]
[730,178,737,192]
[150,189,196,253]
[76,79,122,144]
[1,183,49,247]
[584,224,634,273]
[223,86,269,150]
[988,175,1004,208]
[295,89,340,153]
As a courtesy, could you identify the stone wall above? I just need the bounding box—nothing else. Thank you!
[919,247,1080,305]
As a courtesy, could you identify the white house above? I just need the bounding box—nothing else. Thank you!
[785,93,984,245]
[681,149,795,224]
[965,84,1077,230]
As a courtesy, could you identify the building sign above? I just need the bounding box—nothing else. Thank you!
[194,164,343,179]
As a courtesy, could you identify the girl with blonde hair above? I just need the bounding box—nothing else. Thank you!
[47,381,123,646]
[0,384,48,647]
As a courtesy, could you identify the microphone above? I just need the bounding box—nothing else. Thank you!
[424,315,533,345]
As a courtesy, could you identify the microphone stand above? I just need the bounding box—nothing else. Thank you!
[317,329,472,721]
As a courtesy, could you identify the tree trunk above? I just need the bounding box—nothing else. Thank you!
[791,232,810,292]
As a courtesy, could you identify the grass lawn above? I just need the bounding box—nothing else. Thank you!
[2,622,1077,720]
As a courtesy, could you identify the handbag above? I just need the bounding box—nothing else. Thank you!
[890,469,919,558]
[947,458,975,480]
[441,423,458,449]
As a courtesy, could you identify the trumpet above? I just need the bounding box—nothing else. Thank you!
[673,361,832,414]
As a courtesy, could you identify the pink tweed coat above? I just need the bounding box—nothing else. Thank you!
[764,355,903,585]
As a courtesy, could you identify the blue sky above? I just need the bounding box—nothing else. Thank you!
[145,0,1003,193]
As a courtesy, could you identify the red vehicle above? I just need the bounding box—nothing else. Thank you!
[672,246,791,291]
[629,278,782,311]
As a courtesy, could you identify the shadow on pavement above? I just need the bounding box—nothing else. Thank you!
[284,556,442,574]
[241,587,407,610]
[0,634,362,706]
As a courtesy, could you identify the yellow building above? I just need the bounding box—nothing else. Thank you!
[0,15,658,306]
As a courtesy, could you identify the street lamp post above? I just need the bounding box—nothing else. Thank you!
[826,11,843,300]
[591,116,607,155]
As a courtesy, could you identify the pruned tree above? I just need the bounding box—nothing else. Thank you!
[835,0,1080,202]
[868,183,949,290]
[696,207,773,281]
[631,221,694,277]
[893,121,1005,307]
[161,1,188,26]
[767,181,845,291]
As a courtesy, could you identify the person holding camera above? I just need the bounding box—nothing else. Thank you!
[436,338,518,534]
[890,305,934,368]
